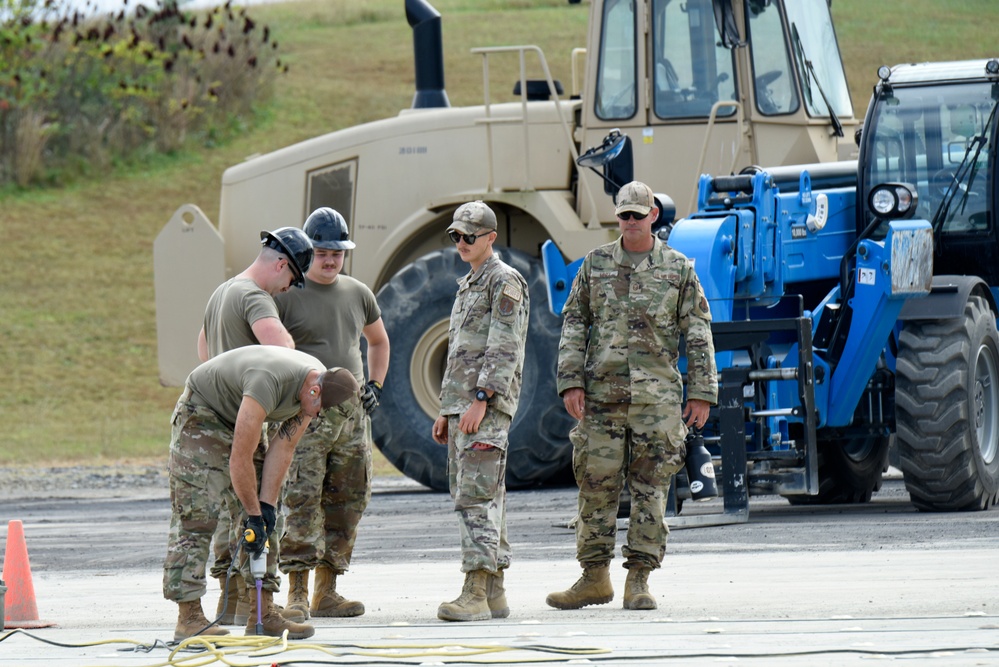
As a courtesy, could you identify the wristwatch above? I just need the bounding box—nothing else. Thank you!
[474,389,490,403]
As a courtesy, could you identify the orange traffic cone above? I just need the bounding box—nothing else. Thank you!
[3,520,55,628]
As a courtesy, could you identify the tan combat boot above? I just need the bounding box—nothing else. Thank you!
[311,565,364,617]
[244,579,305,622]
[437,570,491,622]
[238,581,311,622]
[234,580,250,625]
[623,567,657,610]
[286,570,311,620]
[175,599,231,641]
[545,564,614,609]
[244,589,315,639]
[486,570,510,619]
[215,576,240,625]
[277,604,307,621]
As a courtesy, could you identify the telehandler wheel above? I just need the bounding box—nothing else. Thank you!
[896,294,999,511]
[784,433,890,505]
[373,247,574,491]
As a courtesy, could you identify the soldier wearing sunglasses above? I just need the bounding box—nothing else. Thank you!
[432,201,530,622]
[549,181,717,612]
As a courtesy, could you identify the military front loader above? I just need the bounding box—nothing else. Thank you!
[154,0,857,491]
[546,58,999,514]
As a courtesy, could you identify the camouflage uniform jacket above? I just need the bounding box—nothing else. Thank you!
[557,236,717,406]
[439,254,530,419]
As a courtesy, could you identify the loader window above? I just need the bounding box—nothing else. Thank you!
[782,0,852,119]
[595,0,638,120]
[746,1,798,116]
[307,159,357,232]
[651,0,737,119]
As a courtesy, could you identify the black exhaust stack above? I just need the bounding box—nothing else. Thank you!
[406,0,450,109]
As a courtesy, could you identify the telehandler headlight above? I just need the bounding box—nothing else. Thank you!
[868,183,918,219]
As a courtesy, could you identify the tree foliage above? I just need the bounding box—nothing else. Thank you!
[0,0,286,186]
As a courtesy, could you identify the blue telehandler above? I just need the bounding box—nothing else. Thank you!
[544,58,999,515]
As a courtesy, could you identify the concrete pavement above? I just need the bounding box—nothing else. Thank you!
[3,551,999,665]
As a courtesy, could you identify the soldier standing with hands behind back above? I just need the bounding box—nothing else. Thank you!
[432,201,529,622]
[547,181,717,612]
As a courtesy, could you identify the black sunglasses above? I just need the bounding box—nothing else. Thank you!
[448,230,492,245]
[617,210,648,221]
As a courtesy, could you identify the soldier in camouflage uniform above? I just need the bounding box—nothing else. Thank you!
[162,345,357,641]
[431,201,530,622]
[197,227,313,629]
[547,181,717,612]
[276,207,390,620]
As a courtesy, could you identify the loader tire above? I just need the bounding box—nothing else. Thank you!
[784,433,890,505]
[374,247,573,491]
[895,294,999,511]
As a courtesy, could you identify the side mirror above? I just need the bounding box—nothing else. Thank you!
[577,130,634,195]
[577,129,627,169]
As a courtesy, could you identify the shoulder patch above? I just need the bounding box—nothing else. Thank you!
[502,283,523,302]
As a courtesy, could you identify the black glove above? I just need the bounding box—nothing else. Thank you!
[360,380,383,415]
[260,502,277,537]
[242,515,267,559]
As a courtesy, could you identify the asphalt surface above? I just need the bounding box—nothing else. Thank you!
[2,473,999,665]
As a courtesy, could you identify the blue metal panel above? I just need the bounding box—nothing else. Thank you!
[780,188,856,284]
[669,214,738,323]
[541,240,584,316]
[826,220,932,426]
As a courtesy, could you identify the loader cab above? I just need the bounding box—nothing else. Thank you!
[578,0,855,222]
[859,60,999,284]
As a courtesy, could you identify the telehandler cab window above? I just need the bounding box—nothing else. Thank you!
[864,82,995,237]
[652,0,736,119]
[595,0,637,120]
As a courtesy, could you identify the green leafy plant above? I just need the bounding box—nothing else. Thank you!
[0,0,285,186]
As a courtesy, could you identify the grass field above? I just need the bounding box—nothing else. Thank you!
[2,0,997,472]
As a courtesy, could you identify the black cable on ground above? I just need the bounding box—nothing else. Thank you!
[4,626,998,666]
[0,627,168,651]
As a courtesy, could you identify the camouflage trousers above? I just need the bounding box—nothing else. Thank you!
[163,387,281,603]
[279,398,370,574]
[208,424,281,580]
[445,409,511,573]
[569,401,685,570]
[207,496,239,579]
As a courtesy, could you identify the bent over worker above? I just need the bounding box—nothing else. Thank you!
[162,345,357,641]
